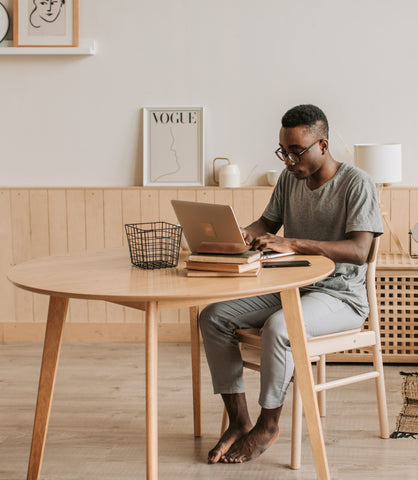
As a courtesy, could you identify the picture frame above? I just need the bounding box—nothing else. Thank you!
[0,2,10,44]
[142,106,205,187]
[13,0,79,47]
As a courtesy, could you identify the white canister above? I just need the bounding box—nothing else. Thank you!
[213,157,240,188]
[266,170,280,186]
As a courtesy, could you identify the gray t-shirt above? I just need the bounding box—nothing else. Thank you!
[262,162,383,317]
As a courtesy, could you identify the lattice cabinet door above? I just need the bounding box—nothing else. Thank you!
[376,274,418,362]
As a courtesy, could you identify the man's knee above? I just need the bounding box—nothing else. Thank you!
[261,314,289,347]
[198,304,212,336]
[199,303,226,336]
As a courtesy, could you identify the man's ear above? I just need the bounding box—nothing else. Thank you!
[320,139,328,155]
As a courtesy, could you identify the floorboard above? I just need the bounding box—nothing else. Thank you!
[0,342,416,480]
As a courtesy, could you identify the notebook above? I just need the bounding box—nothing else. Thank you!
[171,199,295,259]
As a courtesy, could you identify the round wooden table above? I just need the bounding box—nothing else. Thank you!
[8,249,335,480]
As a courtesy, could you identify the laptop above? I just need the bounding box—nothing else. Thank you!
[171,199,294,259]
[171,200,246,253]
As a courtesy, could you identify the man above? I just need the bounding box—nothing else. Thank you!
[199,104,383,464]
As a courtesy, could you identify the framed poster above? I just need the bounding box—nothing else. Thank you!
[142,106,204,187]
[0,2,10,43]
[13,0,79,47]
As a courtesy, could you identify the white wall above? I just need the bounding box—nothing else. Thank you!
[1,0,417,187]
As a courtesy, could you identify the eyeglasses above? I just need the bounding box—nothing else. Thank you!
[275,139,323,164]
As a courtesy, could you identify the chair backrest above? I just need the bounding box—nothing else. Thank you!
[367,236,379,264]
[365,236,380,339]
[366,236,379,293]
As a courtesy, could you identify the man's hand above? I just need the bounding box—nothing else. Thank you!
[241,216,282,247]
[251,233,294,253]
[241,228,255,246]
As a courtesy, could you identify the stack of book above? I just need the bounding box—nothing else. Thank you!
[185,250,261,277]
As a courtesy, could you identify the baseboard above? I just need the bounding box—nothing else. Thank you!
[0,322,194,342]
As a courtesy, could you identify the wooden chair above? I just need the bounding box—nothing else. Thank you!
[220,237,389,469]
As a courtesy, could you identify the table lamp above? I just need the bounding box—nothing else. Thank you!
[354,143,405,254]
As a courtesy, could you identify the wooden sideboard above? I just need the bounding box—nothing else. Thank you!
[329,253,418,363]
[1,186,417,364]
[376,255,418,363]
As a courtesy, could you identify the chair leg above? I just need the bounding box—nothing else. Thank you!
[221,406,228,436]
[317,354,326,417]
[189,306,202,437]
[290,376,303,470]
[373,345,390,438]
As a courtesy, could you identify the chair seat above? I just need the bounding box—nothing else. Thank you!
[308,328,375,356]
[237,327,375,358]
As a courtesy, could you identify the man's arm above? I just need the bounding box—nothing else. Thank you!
[241,216,282,246]
[251,230,374,266]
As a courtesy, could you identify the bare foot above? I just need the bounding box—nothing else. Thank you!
[221,423,280,463]
[208,423,252,464]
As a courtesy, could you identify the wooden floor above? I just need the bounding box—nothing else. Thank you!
[1,342,417,480]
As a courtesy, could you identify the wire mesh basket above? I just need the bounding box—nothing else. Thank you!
[125,221,183,269]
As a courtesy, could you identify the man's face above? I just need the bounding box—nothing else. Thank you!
[35,0,63,23]
[278,126,325,180]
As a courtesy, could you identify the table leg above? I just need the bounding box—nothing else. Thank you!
[145,301,158,480]
[280,288,330,480]
[189,306,202,437]
[27,296,69,480]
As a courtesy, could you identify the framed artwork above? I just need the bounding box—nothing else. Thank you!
[142,106,205,187]
[0,2,10,43]
[13,0,79,47]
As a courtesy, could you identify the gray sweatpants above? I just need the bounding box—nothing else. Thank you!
[199,291,364,409]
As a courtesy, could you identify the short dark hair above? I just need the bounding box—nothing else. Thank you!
[281,104,329,139]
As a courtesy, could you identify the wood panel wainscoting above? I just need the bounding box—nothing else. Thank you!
[0,187,272,342]
[1,186,417,361]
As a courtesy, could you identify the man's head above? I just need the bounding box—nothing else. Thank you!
[277,105,331,181]
[281,104,329,140]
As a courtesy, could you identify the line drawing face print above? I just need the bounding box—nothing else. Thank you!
[152,127,181,183]
[30,0,65,28]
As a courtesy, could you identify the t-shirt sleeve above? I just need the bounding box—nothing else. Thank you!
[345,172,383,236]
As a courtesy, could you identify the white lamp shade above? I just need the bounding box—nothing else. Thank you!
[354,144,402,184]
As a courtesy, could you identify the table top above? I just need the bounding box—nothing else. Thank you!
[8,248,335,307]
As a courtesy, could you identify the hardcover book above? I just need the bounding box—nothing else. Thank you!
[185,260,261,273]
[186,267,261,277]
[187,250,261,264]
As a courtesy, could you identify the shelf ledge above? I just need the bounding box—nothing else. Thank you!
[0,39,96,55]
